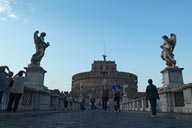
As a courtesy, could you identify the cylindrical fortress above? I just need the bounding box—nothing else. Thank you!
[71,60,138,100]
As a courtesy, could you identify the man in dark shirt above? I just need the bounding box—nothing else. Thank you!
[146,79,160,117]
[112,80,122,112]
[90,96,95,110]
[101,85,109,110]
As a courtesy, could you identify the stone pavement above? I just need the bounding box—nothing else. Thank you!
[0,110,192,128]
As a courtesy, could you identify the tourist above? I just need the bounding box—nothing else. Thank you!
[1,71,14,111]
[7,70,26,112]
[90,96,95,110]
[68,94,75,110]
[98,100,102,109]
[80,96,85,111]
[146,79,160,117]
[0,66,12,110]
[63,93,68,110]
[101,85,109,110]
[112,80,122,112]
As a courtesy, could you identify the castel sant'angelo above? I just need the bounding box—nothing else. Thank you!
[71,55,142,100]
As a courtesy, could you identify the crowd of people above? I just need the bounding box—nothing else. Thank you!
[82,79,160,117]
[62,92,75,111]
[0,66,26,113]
[84,80,122,112]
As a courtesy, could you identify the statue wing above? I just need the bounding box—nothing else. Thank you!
[170,34,176,51]
[34,31,39,45]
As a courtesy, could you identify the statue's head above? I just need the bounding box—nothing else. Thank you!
[148,79,153,84]
[40,32,46,37]
[0,66,5,72]
[170,33,175,36]
[18,70,24,77]
[170,33,176,38]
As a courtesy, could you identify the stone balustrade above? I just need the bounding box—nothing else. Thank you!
[18,86,81,112]
[121,83,192,113]
[121,97,151,112]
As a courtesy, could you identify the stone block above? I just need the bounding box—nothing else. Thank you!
[161,67,184,88]
[24,66,47,86]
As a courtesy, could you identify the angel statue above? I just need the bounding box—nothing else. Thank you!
[160,33,176,67]
[30,31,50,66]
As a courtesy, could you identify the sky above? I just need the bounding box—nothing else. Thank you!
[0,0,192,92]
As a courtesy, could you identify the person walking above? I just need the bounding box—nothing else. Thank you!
[68,94,75,110]
[0,66,12,110]
[90,96,95,110]
[101,85,109,110]
[1,71,14,111]
[146,79,160,117]
[7,70,26,112]
[80,96,85,111]
[63,94,68,110]
[112,80,122,112]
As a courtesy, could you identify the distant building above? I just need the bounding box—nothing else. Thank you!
[71,56,139,100]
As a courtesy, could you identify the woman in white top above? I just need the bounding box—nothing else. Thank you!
[7,70,26,112]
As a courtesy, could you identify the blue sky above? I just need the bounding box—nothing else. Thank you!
[0,0,191,92]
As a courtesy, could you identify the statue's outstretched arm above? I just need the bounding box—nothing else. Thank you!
[47,42,50,46]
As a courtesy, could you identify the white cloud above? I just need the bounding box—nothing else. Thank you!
[0,0,17,20]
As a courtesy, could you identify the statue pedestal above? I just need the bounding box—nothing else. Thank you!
[24,65,48,90]
[159,66,184,112]
[23,65,50,111]
[161,66,184,89]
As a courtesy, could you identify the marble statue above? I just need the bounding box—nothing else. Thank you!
[31,31,50,66]
[102,54,107,61]
[160,33,176,67]
[123,84,128,96]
